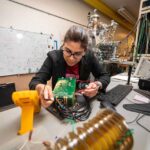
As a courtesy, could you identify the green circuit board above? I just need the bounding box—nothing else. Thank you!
[52,77,76,106]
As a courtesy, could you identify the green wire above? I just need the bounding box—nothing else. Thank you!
[64,118,76,132]
[116,129,134,146]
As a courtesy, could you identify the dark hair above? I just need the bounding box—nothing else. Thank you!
[64,25,88,50]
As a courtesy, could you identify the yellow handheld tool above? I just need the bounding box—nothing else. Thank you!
[12,90,40,135]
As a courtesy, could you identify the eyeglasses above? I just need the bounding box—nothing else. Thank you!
[63,47,84,59]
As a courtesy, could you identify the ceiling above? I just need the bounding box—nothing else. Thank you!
[101,0,141,19]
[83,0,141,30]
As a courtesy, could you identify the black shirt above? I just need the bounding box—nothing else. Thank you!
[29,49,110,91]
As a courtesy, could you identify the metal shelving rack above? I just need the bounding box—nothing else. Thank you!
[133,0,150,62]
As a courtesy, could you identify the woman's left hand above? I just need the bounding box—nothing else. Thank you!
[81,82,100,97]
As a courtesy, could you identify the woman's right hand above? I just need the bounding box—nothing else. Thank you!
[35,84,54,108]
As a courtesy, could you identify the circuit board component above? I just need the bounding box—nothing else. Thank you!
[53,77,76,107]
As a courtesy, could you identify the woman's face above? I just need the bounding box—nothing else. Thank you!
[63,41,85,66]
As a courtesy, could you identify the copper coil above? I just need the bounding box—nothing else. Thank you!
[54,109,133,150]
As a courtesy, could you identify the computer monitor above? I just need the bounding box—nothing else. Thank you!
[134,56,150,78]
[0,83,16,111]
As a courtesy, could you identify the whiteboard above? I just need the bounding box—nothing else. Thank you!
[0,27,60,76]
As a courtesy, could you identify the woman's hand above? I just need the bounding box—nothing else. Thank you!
[81,82,102,98]
[36,84,54,108]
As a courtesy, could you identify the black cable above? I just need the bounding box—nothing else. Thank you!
[136,115,150,132]
[54,97,91,121]
[125,97,145,125]
[126,113,141,124]
[124,96,150,133]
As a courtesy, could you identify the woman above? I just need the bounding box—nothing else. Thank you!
[29,25,110,108]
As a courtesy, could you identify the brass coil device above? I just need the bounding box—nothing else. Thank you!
[54,109,133,150]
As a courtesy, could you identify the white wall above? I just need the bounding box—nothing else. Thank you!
[0,0,129,41]
[0,0,114,40]
[0,0,88,40]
